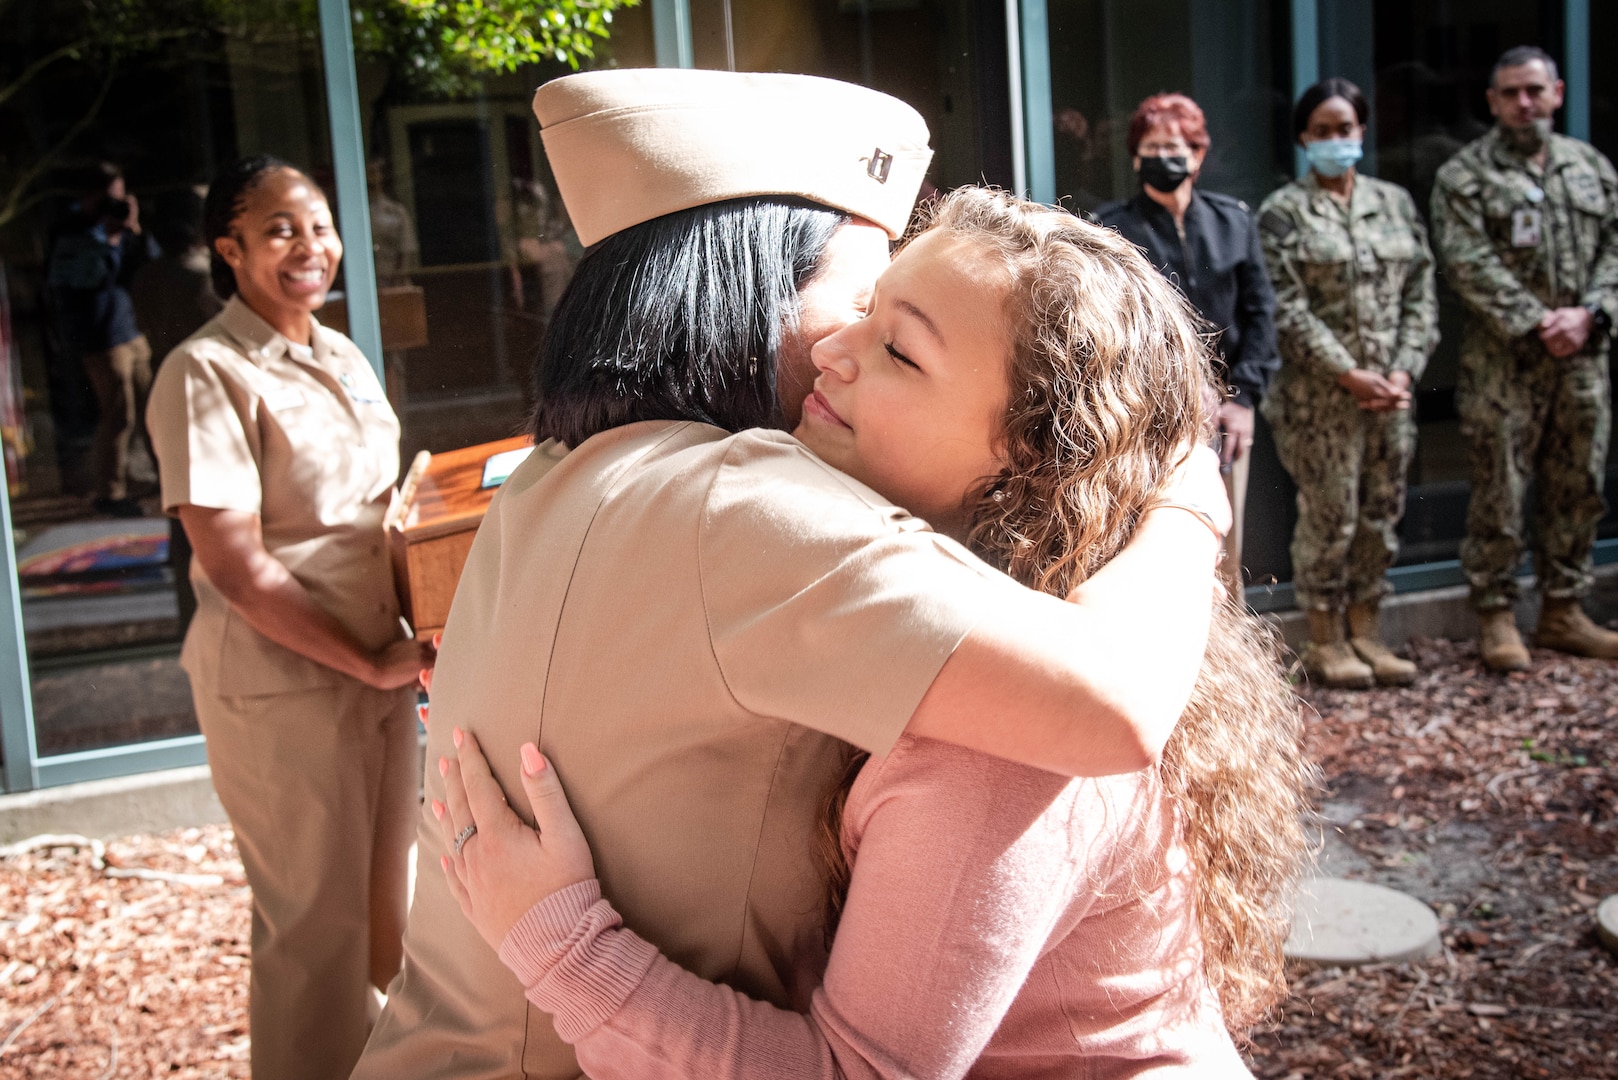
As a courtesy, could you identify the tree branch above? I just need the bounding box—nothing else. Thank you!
[0,66,116,232]
[0,37,92,113]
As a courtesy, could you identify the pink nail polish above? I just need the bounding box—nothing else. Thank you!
[438,756,448,776]
[452,727,463,748]
[520,743,542,775]
[431,800,443,819]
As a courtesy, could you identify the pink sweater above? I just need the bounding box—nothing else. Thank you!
[499,736,1253,1079]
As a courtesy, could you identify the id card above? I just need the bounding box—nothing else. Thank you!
[480,446,534,488]
[1511,207,1543,248]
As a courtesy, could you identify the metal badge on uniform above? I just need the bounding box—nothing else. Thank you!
[263,387,306,412]
[862,148,893,184]
[1511,207,1543,248]
[339,372,387,405]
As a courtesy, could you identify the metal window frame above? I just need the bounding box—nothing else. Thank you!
[1011,0,1056,205]
[1566,0,1590,140]
[653,0,694,68]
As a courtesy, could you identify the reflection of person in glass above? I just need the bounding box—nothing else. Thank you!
[367,158,420,287]
[1096,94,1279,590]
[1258,79,1439,689]
[145,156,435,1080]
[506,179,580,323]
[45,161,159,516]
[1431,45,1618,671]
[131,187,223,632]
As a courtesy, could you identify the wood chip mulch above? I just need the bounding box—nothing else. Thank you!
[1244,636,1618,1079]
[0,828,249,1078]
[1,636,1615,1077]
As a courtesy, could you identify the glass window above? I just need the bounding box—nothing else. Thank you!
[1352,0,1581,567]
[1044,0,1296,585]
[0,0,338,755]
[686,0,1016,196]
[1047,0,1295,214]
[349,9,656,467]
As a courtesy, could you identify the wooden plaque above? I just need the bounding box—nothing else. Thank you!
[387,435,563,638]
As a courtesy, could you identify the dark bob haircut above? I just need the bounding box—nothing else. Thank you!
[202,154,309,300]
[1292,77,1370,143]
[529,197,848,447]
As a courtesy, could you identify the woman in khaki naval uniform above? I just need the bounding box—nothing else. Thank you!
[145,156,434,1080]
[1258,79,1440,689]
[357,70,1230,1080]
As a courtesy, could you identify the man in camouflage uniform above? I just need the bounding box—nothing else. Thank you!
[1260,157,1439,687]
[1431,45,1618,671]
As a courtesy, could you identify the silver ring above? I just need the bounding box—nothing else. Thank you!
[452,823,477,854]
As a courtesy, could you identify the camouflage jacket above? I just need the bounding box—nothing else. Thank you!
[1257,172,1439,385]
[1430,127,1618,345]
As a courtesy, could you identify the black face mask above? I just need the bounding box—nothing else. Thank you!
[1138,155,1192,193]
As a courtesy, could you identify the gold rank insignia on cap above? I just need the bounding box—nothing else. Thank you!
[532,68,933,246]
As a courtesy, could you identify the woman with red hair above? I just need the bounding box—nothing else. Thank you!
[1097,94,1279,591]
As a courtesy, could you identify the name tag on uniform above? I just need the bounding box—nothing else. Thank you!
[339,372,387,405]
[1511,207,1542,248]
[263,387,306,411]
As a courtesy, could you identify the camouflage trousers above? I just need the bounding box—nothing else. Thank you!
[1268,384,1416,612]
[1457,342,1611,611]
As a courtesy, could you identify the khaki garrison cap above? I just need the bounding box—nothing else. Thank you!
[532,68,933,246]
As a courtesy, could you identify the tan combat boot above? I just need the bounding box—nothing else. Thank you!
[1534,598,1618,660]
[1302,609,1375,689]
[1477,608,1530,672]
[1346,601,1417,686]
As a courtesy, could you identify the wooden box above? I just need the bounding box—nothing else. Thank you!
[387,435,535,639]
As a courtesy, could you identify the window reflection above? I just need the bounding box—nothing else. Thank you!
[2,0,338,755]
[351,13,653,462]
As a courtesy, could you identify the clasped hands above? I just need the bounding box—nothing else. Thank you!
[1337,367,1412,412]
[1536,305,1594,359]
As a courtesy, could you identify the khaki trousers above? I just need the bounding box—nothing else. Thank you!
[1220,448,1250,596]
[83,334,153,500]
[194,677,417,1080]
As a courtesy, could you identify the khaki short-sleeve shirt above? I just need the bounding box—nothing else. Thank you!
[358,421,1012,1080]
[146,295,404,696]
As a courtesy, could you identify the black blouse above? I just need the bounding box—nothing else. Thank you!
[1095,189,1280,407]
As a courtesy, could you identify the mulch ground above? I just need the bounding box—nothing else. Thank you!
[1,637,1615,1077]
[1245,636,1618,1079]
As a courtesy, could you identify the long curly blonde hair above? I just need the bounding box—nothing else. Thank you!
[818,187,1315,1032]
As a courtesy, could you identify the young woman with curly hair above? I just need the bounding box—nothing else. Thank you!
[435,187,1316,1077]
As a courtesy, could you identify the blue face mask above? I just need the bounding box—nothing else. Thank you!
[1305,137,1363,178]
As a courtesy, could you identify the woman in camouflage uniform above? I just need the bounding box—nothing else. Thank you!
[1259,78,1440,688]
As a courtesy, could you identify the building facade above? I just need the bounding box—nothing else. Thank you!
[0,0,1614,790]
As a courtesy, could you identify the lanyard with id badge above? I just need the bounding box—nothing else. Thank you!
[1511,184,1546,248]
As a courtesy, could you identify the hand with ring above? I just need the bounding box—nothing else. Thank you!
[432,727,597,952]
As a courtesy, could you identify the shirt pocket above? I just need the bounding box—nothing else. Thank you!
[1566,170,1609,217]
[215,605,341,697]
[1369,230,1419,310]
[1293,232,1353,302]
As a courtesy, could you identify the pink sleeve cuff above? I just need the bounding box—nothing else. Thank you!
[497,879,661,1043]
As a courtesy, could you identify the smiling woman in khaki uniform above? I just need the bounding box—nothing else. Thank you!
[145,156,434,1080]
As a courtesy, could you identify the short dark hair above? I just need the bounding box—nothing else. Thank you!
[529,197,849,446]
[1492,46,1559,88]
[1292,78,1370,142]
[202,154,308,300]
